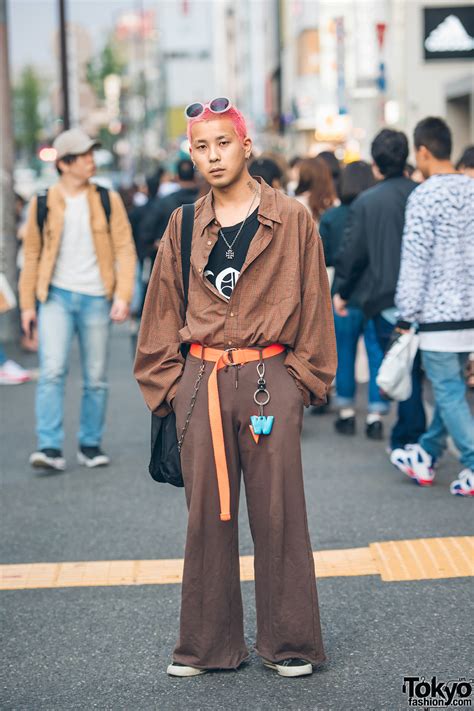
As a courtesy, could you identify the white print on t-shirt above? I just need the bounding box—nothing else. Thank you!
[204,267,240,299]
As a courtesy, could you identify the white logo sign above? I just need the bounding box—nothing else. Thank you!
[425,15,474,53]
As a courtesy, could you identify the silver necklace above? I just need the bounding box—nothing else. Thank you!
[218,187,260,259]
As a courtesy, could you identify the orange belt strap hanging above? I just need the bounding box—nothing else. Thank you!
[189,343,285,522]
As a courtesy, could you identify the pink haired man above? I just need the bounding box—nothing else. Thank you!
[135,98,336,678]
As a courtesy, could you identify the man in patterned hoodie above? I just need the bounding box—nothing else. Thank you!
[391,117,474,496]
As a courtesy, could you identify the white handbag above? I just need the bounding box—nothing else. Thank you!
[376,328,419,402]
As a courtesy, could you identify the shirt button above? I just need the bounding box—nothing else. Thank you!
[228,340,232,345]
[207,240,212,246]
[214,219,218,225]
[198,267,202,273]
[230,312,234,317]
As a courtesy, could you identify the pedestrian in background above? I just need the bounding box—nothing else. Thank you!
[333,129,425,451]
[456,145,474,178]
[391,117,474,496]
[294,156,338,226]
[128,172,162,317]
[320,161,389,439]
[249,156,284,190]
[318,150,342,200]
[139,159,199,262]
[19,128,136,471]
[286,155,302,196]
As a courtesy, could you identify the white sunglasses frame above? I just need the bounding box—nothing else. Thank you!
[184,97,233,120]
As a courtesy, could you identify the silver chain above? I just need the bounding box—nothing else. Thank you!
[177,361,206,452]
[219,185,260,258]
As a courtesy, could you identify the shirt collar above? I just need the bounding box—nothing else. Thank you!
[195,176,283,232]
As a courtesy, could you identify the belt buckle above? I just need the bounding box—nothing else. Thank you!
[223,347,238,366]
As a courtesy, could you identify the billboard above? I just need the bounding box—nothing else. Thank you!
[424,6,474,60]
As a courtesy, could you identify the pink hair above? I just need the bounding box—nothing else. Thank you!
[187,105,248,146]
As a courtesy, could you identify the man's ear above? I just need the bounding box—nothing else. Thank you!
[418,145,431,162]
[243,136,252,160]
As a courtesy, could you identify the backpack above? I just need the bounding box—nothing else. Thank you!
[36,184,111,237]
[148,202,195,486]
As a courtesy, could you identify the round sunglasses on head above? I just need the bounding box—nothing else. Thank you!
[184,97,232,119]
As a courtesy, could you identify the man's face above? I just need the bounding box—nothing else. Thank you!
[60,149,96,181]
[190,118,251,188]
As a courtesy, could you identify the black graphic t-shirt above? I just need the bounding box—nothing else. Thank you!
[205,207,259,300]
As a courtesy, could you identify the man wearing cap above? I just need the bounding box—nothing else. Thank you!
[135,100,336,678]
[20,128,136,471]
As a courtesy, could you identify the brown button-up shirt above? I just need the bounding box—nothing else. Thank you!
[134,179,337,416]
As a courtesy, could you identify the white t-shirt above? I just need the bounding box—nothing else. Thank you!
[420,329,474,353]
[51,192,106,296]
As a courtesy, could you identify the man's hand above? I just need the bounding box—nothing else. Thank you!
[333,294,348,317]
[21,308,37,337]
[110,298,130,322]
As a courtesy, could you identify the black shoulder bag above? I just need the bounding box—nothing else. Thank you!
[148,203,195,486]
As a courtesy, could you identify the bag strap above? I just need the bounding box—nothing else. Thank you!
[36,185,111,237]
[96,184,111,226]
[180,203,195,310]
[36,190,49,238]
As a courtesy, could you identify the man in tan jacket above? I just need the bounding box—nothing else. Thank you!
[20,128,136,471]
[135,99,336,678]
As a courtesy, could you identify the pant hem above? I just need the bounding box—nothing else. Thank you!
[254,647,327,667]
[171,652,250,671]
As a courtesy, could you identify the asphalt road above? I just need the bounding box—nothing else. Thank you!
[1,327,472,711]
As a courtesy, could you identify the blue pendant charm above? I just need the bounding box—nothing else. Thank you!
[250,415,274,435]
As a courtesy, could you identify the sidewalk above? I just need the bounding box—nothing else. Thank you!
[1,327,472,710]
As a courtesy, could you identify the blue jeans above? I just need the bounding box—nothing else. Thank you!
[36,287,111,450]
[0,343,6,365]
[373,315,426,449]
[420,351,474,470]
[334,308,389,414]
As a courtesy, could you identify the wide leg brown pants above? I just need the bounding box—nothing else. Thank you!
[172,350,326,670]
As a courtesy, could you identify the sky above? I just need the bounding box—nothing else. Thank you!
[7,0,161,75]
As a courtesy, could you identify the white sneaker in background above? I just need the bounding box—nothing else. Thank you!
[390,444,436,486]
[29,449,66,472]
[450,469,474,497]
[0,359,31,385]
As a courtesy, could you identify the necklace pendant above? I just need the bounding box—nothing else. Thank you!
[225,248,235,259]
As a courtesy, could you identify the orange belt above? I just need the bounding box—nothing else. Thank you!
[189,343,286,522]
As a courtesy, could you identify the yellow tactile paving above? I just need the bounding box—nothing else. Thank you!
[0,537,472,591]
[314,546,379,577]
[370,536,474,582]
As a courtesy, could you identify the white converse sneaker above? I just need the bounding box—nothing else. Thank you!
[390,444,435,486]
[450,469,474,497]
[263,658,313,677]
[29,449,66,471]
[166,661,207,677]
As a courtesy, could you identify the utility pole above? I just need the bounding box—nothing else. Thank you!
[0,0,17,342]
[58,0,70,129]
